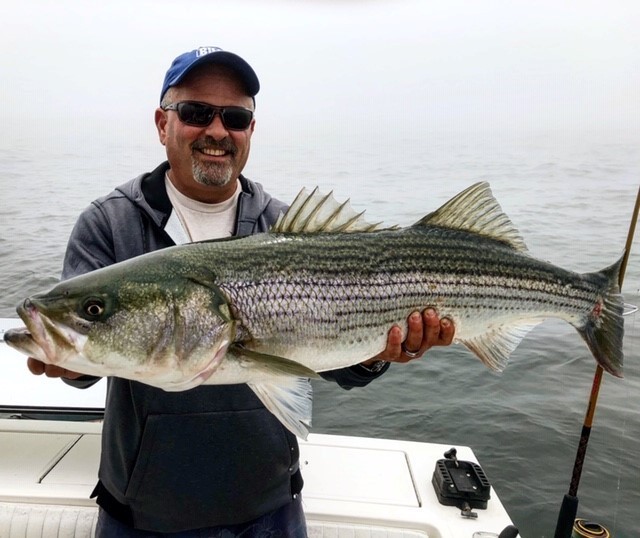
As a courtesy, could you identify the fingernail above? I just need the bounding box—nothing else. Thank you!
[410,311,421,321]
[425,308,436,317]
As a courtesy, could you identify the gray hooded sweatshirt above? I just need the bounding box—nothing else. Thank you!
[63,161,388,532]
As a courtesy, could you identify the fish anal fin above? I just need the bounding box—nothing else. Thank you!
[272,187,390,234]
[460,320,543,372]
[229,344,320,379]
[248,379,313,439]
[416,182,529,252]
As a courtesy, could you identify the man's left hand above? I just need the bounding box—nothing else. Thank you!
[361,308,454,366]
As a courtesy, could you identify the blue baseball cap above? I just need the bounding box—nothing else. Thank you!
[160,46,260,103]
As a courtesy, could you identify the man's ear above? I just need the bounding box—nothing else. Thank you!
[155,108,168,146]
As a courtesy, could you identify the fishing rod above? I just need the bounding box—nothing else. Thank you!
[554,184,640,538]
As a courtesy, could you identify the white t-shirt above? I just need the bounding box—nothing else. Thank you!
[165,175,241,242]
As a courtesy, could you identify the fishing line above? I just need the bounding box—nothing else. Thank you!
[554,184,640,538]
[610,287,639,534]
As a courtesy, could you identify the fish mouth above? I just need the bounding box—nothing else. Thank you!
[3,326,47,361]
[14,298,83,365]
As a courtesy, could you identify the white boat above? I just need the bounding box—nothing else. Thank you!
[0,318,518,537]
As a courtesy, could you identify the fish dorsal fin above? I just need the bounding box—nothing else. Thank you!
[272,187,387,233]
[416,182,528,252]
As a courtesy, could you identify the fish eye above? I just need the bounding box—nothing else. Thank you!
[82,298,106,318]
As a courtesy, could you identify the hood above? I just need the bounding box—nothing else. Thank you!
[113,161,286,236]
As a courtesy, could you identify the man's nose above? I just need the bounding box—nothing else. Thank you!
[205,112,228,140]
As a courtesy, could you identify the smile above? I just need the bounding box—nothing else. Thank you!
[199,148,228,157]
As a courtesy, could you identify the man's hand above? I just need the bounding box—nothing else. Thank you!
[362,308,454,366]
[26,358,85,380]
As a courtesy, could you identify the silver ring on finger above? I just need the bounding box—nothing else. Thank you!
[401,343,421,359]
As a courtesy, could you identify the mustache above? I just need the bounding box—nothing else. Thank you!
[191,137,237,155]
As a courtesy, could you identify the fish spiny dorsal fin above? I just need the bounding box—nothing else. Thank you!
[272,187,388,233]
[415,181,529,252]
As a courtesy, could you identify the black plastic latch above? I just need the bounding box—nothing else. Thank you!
[432,448,492,512]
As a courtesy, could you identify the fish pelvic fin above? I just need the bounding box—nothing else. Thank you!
[460,320,543,372]
[577,256,625,378]
[272,187,393,234]
[415,182,529,252]
[248,378,313,440]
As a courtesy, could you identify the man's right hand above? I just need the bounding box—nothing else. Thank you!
[27,358,84,380]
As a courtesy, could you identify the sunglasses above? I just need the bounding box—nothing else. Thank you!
[162,101,254,131]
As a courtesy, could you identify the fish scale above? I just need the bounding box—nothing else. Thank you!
[214,229,609,351]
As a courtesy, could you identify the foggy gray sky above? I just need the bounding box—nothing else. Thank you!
[3,0,639,148]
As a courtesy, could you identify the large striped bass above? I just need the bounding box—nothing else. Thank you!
[4,182,624,438]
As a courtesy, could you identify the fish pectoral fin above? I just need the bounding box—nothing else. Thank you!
[248,378,313,440]
[460,320,543,372]
[229,344,321,379]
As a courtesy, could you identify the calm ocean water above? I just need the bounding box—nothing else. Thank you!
[1,127,638,537]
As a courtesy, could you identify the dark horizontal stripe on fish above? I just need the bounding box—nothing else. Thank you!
[224,273,600,307]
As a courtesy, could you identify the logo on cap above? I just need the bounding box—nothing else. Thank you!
[196,46,223,57]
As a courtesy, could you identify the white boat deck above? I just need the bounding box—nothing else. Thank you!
[0,420,515,537]
[0,318,516,537]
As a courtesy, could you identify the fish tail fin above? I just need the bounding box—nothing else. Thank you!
[576,256,625,378]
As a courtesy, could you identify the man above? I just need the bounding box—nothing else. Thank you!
[27,47,454,536]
